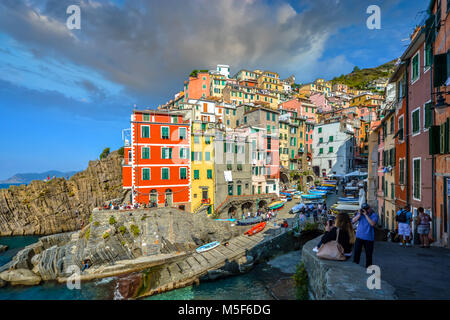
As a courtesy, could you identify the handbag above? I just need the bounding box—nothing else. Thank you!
[316,228,346,261]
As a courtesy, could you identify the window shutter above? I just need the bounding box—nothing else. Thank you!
[434,53,448,87]
[169,148,172,159]
[429,125,441,154]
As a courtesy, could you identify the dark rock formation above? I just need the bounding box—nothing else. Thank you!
[0,151,126,236]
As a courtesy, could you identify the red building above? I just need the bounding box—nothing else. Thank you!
[123,110,191,210]
[428,0,450,247]
[184,72,210,101]
[402,27,433,224]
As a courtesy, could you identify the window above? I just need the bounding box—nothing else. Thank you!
[179,127,187,140]
[328,160,332,169]
[207,169,212,179]
[192,152,202,161]
[329,136,333,142]
[411,51,420,83]
[319,148,323,154]
[272,113,275,121]
[194,170,200,180]
[180,167,187,180]
[424,102,433,129]
[142,147,150,159]
[266,112,270,121]
[205,152,211,161]
[143,114,150,122]
[399,158,405,184]
[228,184,233,195]
[205,136,211,144]
[329,147,333,153]
[413,158,421,200]
[391,183,395,199]
[161,148,172,159]
[161,126,169,139]
[227,163,232,170]
[172,116,178,124]
[179,147,188,159]
[142,168,150,180]
[398,115,404,141]
[412,108,420,135]
[161,168,170,180]
[425,45,432,69]
[141,126,150,138]
[194,136,200,144]
[319,137,323,143]
[318,127,322,133]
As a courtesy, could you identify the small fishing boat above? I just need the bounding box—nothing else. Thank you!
[214,218,237,222]
[301,194,325,200]
[321,183,336,188]
[323,180,338,185]
[245,222,266,236]
[338,197,359,202]
[237,216,264,226]
[280,191,292,196]
[315,186,334,191]
[290,203,306,214]
[196,241,221,253]
[267,200,285,210]
[309,190,327,195]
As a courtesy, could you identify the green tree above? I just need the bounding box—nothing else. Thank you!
[189,69,199,77]
[100,147,110,160]
[117,147,124,156]
[293,263,309,300]
[352,66,360,72]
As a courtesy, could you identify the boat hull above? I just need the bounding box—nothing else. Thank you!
[245,222,266,236]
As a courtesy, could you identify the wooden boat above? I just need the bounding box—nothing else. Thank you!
[245,222,266,236]
[267,200,285,210]
[214,218,237,222]
[321,183,336,187]
[323,180,337,184]
[301,194,324,200]
[339,197,358,202]
[309,190,327,195]
[237,216,263,226]
[196,241,220,253]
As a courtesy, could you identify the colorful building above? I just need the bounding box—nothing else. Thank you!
[122,110,191,210]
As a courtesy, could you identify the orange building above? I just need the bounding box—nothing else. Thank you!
[123,110,191,210]
[184,72,210,101]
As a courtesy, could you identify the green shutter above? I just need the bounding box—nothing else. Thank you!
[434,53,448,88]
[207,169,212,179]
[194,170,199,179]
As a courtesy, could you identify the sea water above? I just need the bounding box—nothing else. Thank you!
[0,236,292,300]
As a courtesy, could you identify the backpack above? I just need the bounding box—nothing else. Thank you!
[396,210,407,223]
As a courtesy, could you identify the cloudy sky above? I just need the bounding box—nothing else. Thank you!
[0,0,428,179]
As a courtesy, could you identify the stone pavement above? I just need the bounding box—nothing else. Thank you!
[364,241,450,299]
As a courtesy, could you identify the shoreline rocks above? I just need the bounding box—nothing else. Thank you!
[0,245,7,253]
[0,269,41,286]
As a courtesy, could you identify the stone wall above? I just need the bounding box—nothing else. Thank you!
[302,236,397,300]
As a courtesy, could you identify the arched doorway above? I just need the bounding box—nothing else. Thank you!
[280,172,289,184]
[258,200,267,209]
[150,189,158,206]
[165,189,173,206]
[241,202,253,215]
[228,206,237,218]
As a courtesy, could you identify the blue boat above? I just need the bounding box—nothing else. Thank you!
[316,186,334,191]
[280,191,292,196]
[339,197,359,203]
[309,190,327,195]
[214,218,237,222]
[301,194,324,200]
[290,203,306,214]
[196,241,221,253]
[237,216,264,226]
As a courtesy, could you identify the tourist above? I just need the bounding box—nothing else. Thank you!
[352,203,378,268]
[313,213,355,258]
[247,211,251,219]
[81,259,91,272]
[416,207,432,248]
[299,211,306,224]
[396,205,412,247]
[313,207,318,223]
[164,199,168,207]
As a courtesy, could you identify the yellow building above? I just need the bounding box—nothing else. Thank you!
[210,73,227,98]
[191,120,215,214]
[223,84,278,109]
[279,119,290,168]
[257,71,283,92]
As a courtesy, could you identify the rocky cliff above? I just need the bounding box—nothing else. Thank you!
[0,208,247,285]
[0,151,126,236]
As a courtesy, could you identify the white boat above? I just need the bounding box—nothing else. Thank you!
[196,241,220,253]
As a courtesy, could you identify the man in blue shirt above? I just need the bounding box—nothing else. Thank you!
[396,205,413,247]
[352,203,379,268]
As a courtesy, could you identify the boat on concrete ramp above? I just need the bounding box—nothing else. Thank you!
[196,241,221,253]
[267,200,285,211]
[245,222,266,236]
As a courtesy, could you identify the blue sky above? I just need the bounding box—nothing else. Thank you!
[0,0,428,179]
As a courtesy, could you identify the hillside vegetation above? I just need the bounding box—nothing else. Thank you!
[331,59,397,90]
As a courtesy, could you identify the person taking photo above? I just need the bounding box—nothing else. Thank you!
[352,203,378,268]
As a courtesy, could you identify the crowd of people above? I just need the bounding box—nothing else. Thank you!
[98,200,163,211]
[241,208,278,221]
[313,202,434,267]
